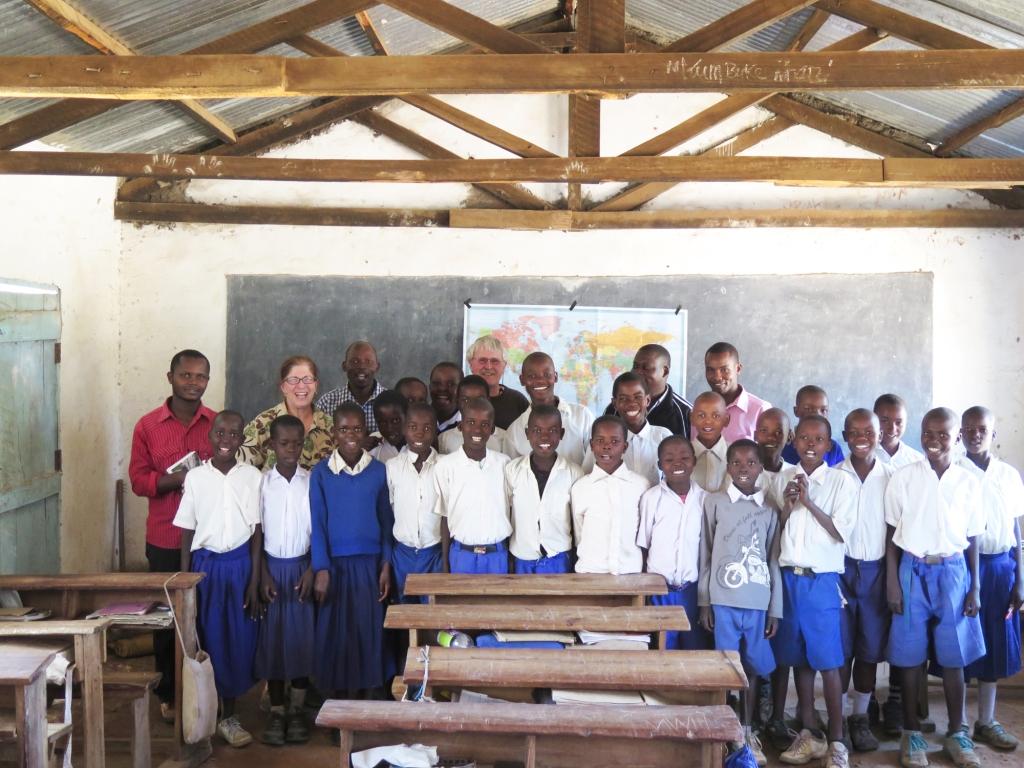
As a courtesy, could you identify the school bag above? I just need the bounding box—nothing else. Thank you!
[165,575,218,744]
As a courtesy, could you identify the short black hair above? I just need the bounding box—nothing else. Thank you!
[657,434,693,459]
[333,401,366,425]
[592,414,628,441]
[458,374,490,394]
[269,414,304,440]
[430,361,462,378]
[170,349,208,372]
[923,406,958,429]
[461,396,495,420]
[796,384,828,403]
[727,438,760,462]
[636,344,670,365]
[522,350,555,369]
[406,401,436,422]
[612,370,648,396]
[873,393,907,412]
[396,376,426,392]
[705,342,739,361]
[843,408,877,432]
[344,340,378,361]
[795,414,832,439]
[372,389,407,419]
[962,405,994,423]
[213,409,244,429]
[528,403,562,427]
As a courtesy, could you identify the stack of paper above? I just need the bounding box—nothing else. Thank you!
[0,607,52,622]
[551,689,646,705]
[492,630,576,644]
[576,631,650,648]
[86,602,172,628]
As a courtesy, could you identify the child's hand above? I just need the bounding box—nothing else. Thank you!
[314,570,330,604]
[260,572,277,604]
[244,582,261,621]
[765,617,778,639]
[964,587,980,618]
[1010,580,1024,615]
[378,563,392,603]
[699,606,714,632]
[782,477,802,512]
[296,567,314,603]
[794,474,811,507]
[886,574,904,615]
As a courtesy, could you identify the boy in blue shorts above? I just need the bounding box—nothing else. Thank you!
[885,407,986,768]
[773,416,856,768]
[958,406,1024,752]
[699,439,781,766]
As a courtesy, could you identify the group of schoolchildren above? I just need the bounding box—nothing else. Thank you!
[166,339,1023,768]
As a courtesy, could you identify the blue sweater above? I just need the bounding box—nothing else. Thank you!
[782,439,845,468]
[309,458,395,573]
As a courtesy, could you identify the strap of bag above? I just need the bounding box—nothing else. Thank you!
[163,572,202,656]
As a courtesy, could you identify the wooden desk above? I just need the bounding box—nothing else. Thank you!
[0,573,207,768]
[0,620,110,768]
[0,647,55,768]
[385,603,689,650]
[404,573,668,606]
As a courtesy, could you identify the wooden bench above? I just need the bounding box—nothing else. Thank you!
[0,573,207,768]
[401,646,747,706]
[404,573,668,607]
[384,603,689,650]
[103,671,161,768]
[0,647,57,768]
[316,700,741,768]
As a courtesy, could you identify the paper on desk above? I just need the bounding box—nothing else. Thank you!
[492,630,575,643]
[551,688,646,705]
[350,743,439,768]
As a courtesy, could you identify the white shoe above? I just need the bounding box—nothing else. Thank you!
[826,741,850,768]
[746,732,767,766]
[217,716,253,748]
[779,729,828,765]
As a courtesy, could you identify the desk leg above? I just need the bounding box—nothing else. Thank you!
[74,634,106,768]
[16,674,47,768]
[700,742,720,768]
[338,730,353,768]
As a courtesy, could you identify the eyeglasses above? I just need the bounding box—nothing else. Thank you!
[284,376,317,385]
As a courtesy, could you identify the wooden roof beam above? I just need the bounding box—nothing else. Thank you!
[662,0,820,53]
[815,0,989,50]
[377,0,549,54]
[936,97,1024,157]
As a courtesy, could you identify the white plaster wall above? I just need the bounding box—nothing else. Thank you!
[0,148,121,572]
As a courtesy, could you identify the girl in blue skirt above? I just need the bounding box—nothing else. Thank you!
[311,403,394,703]
[254,415,316,746]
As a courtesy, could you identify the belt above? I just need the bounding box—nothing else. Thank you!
[787,566,817,577]
[461,543,499,554]
[911,553,960,565]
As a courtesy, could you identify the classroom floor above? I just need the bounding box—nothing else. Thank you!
[93,661,1024,768]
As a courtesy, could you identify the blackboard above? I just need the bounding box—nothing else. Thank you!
[226,273,933,447]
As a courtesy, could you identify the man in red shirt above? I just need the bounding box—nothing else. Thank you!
[128,349,216,717]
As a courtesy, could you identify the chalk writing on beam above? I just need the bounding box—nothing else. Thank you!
[664,56,828,86]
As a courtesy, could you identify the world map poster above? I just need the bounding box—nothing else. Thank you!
[463,304,688,416]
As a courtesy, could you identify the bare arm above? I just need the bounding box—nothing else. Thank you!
[885,524,903,615]
[179,530,194,572]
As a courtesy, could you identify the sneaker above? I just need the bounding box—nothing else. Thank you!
[974,720,1018,751]
[779,729,828,765]
[826,741,850,768]
[261,711,286,746]
[944,726,981,768]
[900,731,929,768]
[746,732,767,767]
[765,719,798,751]
[884,695,903,736]
[849,713,879,752]
[920,717,936,734]
[285,711,310,744]
[217,716,253,748]
[159,702,175,724]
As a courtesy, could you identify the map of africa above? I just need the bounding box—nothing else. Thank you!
[464,304,688,415]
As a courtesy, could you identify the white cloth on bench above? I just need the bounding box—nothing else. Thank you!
[351,743,439,768]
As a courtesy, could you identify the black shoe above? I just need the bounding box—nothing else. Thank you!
[882,696,902,737]
[261,711,286,747]
[867,696,880,727]
[765,719,797,752]
[285,711,310,744]
[849,714,879,752]
[920,717,936,734]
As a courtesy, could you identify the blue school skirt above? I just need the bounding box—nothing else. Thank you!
[314,554,388,692]
[391,542,442,604]
[192,543,258,699]
[650,582,710,651]
[254,553,315,681]
[965,550,1022,681]
[513,550,571,575]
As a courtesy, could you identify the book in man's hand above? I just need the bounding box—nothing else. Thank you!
[166,451,201,474]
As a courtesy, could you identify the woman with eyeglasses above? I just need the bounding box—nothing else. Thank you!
[239,355,334,470]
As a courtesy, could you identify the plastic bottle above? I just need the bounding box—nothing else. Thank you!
[436,629,474,648]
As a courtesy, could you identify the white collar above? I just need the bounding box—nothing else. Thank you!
[400,445,437,468]
[268,464,309,483]
[328,449,373,476]
[692,436,727,459]
[727,483,765,505]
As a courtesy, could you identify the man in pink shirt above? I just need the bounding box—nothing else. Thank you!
[704,342,771,443]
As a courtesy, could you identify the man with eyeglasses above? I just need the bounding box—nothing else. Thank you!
[129,349,217,722]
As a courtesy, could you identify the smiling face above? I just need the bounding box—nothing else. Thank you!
[403,406,437,458]
[279,362,317,411]
[376,404,405,446]
[793,419,830,472]
[613,380,651,433]
[704,351,741,400]
[209,413,243,465]
[920,412,959,465]
[727,445,763,495]
[168,356,210,403]
[754,409,789,466]
[875,402,908,452]
[690,393,730,447]
[331,411,367,463]
[527,411,563,460]
[468,350,506,391]
[269,424,304,472]
[342,343,379,392]
[590,421,628,474]
[658,438,696,491]
[520,355,558,406]
[459,404,495,458]
[843,412,879,462]
[429,365,461,419]
[961,411,994,459]
[632,349,669,398]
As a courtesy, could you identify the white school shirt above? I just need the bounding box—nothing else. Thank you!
[506,400,595,465]
[884,460,984,558]
[758,460,796,509]
[259,465,312,559]
[174,461,262,553]
[438,426,510,457]
[505,455,585,561]
[571,463,652,575]
[433,448,512,545]
[386,447,441,549]
[636,481,707,587]
[692,436,730,494]
[956,456,1024,555]
[836,457,894,562]
[775,462,857,573]
[369,434,401,464]
[582,422,673,486]
[875,441,925,469]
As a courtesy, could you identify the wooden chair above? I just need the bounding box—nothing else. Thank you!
[103,671,162,768]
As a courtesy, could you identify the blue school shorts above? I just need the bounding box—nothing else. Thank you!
[513,550,571,575]
[888,552,985,669]
[449,540,509,575]
[391,542,442,604]
[713,605,776,678]
[773,568,844,671]
[650,582,711,651]
[965,550,1021,681]
[840,556,890,664]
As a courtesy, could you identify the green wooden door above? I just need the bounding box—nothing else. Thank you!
[0,279,60,573]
